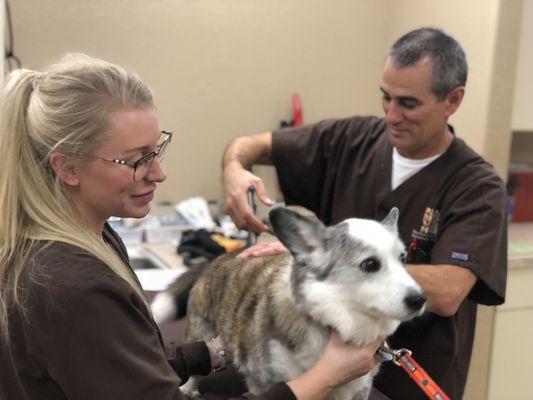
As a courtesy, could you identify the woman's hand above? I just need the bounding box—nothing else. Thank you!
[287,330,383,400]
[316,331,382,387]
[237,240,289,259]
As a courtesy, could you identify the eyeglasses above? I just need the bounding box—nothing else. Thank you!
[90,131,172,181]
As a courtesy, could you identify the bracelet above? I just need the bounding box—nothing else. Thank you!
[209,336,227,372]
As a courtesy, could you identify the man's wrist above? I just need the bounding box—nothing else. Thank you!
[223,158,248,175]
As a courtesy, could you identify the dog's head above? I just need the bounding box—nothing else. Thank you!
[269,207,426,340]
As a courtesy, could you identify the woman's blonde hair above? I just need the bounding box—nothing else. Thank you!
[0,54,154,340]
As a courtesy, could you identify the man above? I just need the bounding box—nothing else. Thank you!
[221,27,507,400]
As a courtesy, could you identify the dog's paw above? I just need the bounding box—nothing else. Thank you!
[181,378,200,397]
[182,387,200,397]
[150,292,176,324]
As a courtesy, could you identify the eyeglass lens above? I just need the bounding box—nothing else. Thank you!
[133,135,170,181]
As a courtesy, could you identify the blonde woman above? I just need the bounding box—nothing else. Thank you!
[0,55,381,400]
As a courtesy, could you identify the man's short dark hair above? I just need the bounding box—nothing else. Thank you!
[389,27,468,100]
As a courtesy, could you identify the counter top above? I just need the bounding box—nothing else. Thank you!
[141,243,186,269]
[508,222,533,268]
[134,222,533,273]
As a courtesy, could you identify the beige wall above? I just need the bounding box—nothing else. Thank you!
[1,1,4,83]
[11,0,388,202]
[512,0,533,131]
[11,0,520,200]
[483,0,524,177]
[510,0,533,166]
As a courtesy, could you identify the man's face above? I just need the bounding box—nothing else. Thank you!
[380,56,457,159]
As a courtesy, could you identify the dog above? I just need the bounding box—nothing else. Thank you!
[151,207,426,400]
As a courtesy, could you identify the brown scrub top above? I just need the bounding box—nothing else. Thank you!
[272,116,507,400]
[0,224,296,400]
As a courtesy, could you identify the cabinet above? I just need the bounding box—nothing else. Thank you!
[487,224,533,399]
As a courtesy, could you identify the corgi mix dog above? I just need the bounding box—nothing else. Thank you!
[151,207,426,400]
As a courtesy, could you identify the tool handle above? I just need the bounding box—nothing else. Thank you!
[246,186,257,246]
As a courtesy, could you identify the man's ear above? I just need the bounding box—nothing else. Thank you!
[49,152,81,187]
[444,86,465,118]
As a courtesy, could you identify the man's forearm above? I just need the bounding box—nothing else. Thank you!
[406,263,477,316]
[222,132,274,170]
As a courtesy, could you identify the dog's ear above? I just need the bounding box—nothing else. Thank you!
[381,207,399,235]
[269,207,326,262]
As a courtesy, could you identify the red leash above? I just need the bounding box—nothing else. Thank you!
[378,344,451,400]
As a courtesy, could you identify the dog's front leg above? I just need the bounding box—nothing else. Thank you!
[180,376,200,398]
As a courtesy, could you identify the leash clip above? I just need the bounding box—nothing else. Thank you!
[377,341,412,365]
[391,348,412,366]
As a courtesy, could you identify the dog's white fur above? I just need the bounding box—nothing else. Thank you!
[150,292,175,325]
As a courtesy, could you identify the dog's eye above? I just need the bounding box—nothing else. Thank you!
[360,257,381,273]
[399,252,407,263]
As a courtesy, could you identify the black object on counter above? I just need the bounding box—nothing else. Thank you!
[177,229,226,267]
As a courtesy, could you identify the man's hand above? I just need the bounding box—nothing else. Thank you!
[237,240,289,259]
[222,161,273,233]
[221,132,275,233]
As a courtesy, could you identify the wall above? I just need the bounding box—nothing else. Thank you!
[510,0,533,167]
[512,0,533,131]
[482,0,524,177]
[10,0,388,202]
[1,0,4,83]
[12,0,520,200]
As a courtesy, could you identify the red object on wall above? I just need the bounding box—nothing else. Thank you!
[292,93,303,127]
[509,170,533,222]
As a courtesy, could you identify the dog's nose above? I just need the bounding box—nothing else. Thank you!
[404,289,426,312]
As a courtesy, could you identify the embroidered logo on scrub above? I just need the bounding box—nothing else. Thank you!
[406,207,440,264]
[420,207,439,235]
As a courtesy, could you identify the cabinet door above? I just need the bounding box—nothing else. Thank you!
[488,308,533,400]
